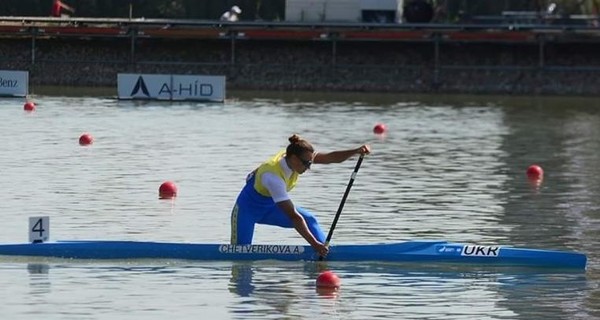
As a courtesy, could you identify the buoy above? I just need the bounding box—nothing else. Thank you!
[24,101,36,112]
[79,133,94,146]
[526,164,544,180]
[159,181,177,199]
[373,123,387,135]
[316,270,341,288]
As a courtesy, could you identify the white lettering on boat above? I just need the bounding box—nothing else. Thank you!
[219,244,304,255]
[461,245,500,257]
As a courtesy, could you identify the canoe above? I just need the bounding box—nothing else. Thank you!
[0,240,587,269]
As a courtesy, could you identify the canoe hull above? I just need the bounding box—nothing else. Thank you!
[0,240,587,269]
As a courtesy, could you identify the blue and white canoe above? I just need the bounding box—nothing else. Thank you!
[0,240,587,269]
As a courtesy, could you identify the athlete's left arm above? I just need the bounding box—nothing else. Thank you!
[313,144,370,164]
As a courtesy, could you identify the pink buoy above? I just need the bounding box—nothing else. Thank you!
[373,123,387,135]
[24,101,36,112]
[526,164,544,180]
[79,133,94,146]
[316,270,341,288]
[159,181,178,199]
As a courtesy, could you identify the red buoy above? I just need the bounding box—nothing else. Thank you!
[526,164,544,180]
[373,123,387,135]
[24,101,36,112]
[316,270,341,288]
[79,133,94,146]
[159,181,178,199]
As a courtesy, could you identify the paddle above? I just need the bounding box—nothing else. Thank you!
[319,154,365,260]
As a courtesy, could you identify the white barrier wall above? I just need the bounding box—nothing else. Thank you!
[286,0,361,22]
[0,70,28,97]
[117,74,226,102]
[285,0,402,22]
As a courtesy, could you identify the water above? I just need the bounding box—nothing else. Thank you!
[0,91,599,319]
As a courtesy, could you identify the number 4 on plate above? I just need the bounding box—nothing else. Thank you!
[29,216,49,243]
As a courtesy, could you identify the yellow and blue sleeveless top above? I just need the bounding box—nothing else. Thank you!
[253,150,299,197]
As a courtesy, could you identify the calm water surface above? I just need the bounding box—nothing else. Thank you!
[0,91,599,319]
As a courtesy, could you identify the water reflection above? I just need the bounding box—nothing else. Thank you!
[225,260,589,319]
[0,258,587,319]
[27,263,52,295]
[228,262,301,317]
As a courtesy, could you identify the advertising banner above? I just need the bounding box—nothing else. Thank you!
[0,70,28,97]
[118,74,226,102]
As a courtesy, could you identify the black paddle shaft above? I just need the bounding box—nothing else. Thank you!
[324,154,365,245]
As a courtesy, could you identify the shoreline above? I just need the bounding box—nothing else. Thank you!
[18,61,600,97]
[25,85,600,106]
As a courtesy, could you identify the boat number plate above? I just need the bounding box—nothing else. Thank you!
[29,216,50,243]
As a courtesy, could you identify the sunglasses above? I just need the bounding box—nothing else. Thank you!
[296,155,312,169]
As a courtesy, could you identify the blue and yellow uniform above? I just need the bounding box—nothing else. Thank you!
[230,151,326,245]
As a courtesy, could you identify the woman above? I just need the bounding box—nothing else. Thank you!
[230,134,371,257]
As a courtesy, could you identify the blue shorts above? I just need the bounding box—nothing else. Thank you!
[230,176,326,245]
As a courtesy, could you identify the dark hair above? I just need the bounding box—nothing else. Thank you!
[286,134,314,157]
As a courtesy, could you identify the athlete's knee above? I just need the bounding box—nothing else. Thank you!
[304,213,319,226]
[297,207,319,225]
